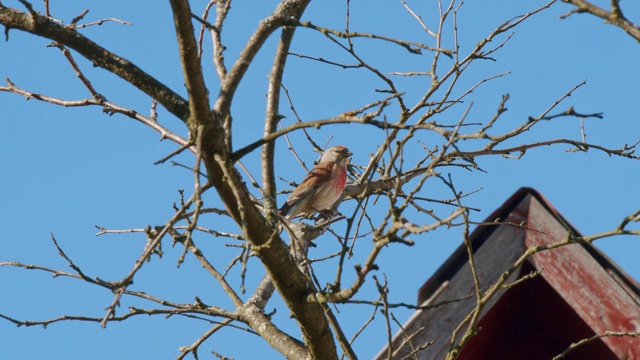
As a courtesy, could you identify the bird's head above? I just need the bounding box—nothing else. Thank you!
[321,145,352,166]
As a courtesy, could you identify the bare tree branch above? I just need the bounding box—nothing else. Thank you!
[0,5,190,121]
[561,0,640,42]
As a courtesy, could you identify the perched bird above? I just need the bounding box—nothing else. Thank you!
[279,146,352,220]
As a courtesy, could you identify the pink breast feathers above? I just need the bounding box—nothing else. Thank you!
[333,167,347,194]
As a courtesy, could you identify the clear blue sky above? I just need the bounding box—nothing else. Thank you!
[1,1,639,359]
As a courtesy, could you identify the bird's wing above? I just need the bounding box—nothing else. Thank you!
[280,162,334,214]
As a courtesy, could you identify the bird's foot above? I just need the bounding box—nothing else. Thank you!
[318,208,340,220]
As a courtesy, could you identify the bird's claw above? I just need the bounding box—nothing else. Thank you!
[318,208,340,220]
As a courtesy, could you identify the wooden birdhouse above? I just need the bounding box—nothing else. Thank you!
[376,188,640,359]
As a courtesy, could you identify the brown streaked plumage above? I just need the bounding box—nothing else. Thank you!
[279,146,352,219]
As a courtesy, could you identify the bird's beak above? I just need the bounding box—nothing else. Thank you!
[343,149,353,158]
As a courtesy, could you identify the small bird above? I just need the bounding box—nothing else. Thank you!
[279,146,352,220]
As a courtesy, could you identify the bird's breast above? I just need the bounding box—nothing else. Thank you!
[334,167,347,188]
[310,167,347,210]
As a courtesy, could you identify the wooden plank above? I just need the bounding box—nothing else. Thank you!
[376,210,527,359]
[526,196,640,358]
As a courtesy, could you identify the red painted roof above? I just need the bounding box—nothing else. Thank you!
[378,187,640,359]
[418,187,640,304]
